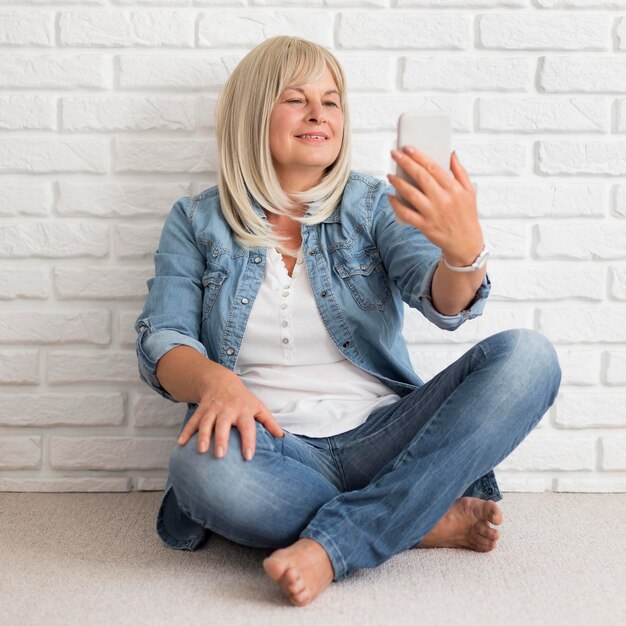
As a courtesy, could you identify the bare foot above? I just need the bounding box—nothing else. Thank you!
[416,496,503,552]
[263,538,334,607]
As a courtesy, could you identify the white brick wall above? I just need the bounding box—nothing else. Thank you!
[1,0,624,495]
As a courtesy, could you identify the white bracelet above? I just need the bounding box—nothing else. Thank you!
[441,245,490,273]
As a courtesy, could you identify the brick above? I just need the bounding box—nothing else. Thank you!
[448,142,526,175]
[478,97,609,133]
[0,351,39,384]
[118,311,141,348]
[488,264,604,301]
[194,0,247,5]
[0,223,109,258]
[0,310,110,345]
[398,0,526,5]
[57,181,189,217]
[54,266,151,299]
[538,141,626,176]
[197,95,218,130]
[604,351,626,385]
[0,11,54,45]
[60,11,194,47]
[609,266,626,299]
[252,0,323,5]
[0,54,105,89]
[6,0,104,4]
[50,437,173,470]
[536,223,626,260]
[0,95,55,130]
[538,308,626,343]
[482,221,530,258]
[538,1,626,7]
[133,394,186,428]
[0,477,131,493]
[601,436,626,470]
[0,140,107,174]
[350,95,472,132]
[0,183,50,216]
[556,477,626,494]
[0,393,124,426]
[539,57,626,93]
[556,393,626,428]
[496,431,595,471]
[0,437,41,469]
[476,182,606,218]
[333,54,394,91]
[0,268,48,299]
[403,307,533,344]
[199,11,332,47]
[326,0,387,6]
[115,225,162,259]
[555,348,601,386]
[403,56,528,92]
[615,100,626,131]
[119,55,238,90]
[337,12,469,49]
[113,139,216,173]
[62,96,196,131]
[479,14,609,50]
[353,136,390,175]
[48,350,139,383]
[615,185,626,218]
[492,477,548,493]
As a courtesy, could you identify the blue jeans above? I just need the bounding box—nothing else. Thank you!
[159,329,561,582]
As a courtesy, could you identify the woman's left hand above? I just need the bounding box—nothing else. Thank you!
[387,146,484,267]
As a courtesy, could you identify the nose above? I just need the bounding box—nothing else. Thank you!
[306,101,326,124]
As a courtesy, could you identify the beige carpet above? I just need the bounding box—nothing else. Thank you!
[1,492,625,625]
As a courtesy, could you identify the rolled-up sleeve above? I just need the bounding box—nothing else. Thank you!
[135,196,208,402]
[372,180,491,331]
[415,257,491,331]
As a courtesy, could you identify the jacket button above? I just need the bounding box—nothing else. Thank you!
[343,340,350,348]
[226,348,234,356]
[241,297,249,304]
[310,250,317,255]
[321,290,327,297]
[138,324,147,331]
[254,256,262,263]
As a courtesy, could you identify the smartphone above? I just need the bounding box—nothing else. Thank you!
[394,112,452,206]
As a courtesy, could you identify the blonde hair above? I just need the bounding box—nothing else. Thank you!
[215,36,352,250]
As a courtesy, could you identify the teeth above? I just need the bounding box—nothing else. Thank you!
[299,135,325,139]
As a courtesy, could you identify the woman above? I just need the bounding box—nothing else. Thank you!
[135,36,561,607]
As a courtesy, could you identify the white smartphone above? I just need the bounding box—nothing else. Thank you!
[395,111,452,206]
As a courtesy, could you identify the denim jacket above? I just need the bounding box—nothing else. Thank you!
[135,170,492,549]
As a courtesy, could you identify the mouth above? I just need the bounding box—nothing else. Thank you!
[295,133,329,142]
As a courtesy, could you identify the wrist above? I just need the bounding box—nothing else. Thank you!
[441,244,489,273]
[442,243,484,268]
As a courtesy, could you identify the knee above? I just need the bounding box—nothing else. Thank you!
[168,430,242,508]
[484,329,562,399]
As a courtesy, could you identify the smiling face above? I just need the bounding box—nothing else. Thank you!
[269,66,344,193]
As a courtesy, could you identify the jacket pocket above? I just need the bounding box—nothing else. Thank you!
[334,247,391,311]
[201,263,228,320]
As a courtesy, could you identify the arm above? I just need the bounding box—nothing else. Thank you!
[431,256,487,316]
[386,146,489,318]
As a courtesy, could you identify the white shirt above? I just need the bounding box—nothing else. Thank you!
[234,247,400,437]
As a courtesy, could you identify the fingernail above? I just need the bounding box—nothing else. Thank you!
[391,149,403,160]
[245,447,253,461]
[404,145,415,154]
[199,441,208,453]
[216,445,224,458]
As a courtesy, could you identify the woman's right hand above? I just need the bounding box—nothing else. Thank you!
[176,370,285,461]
